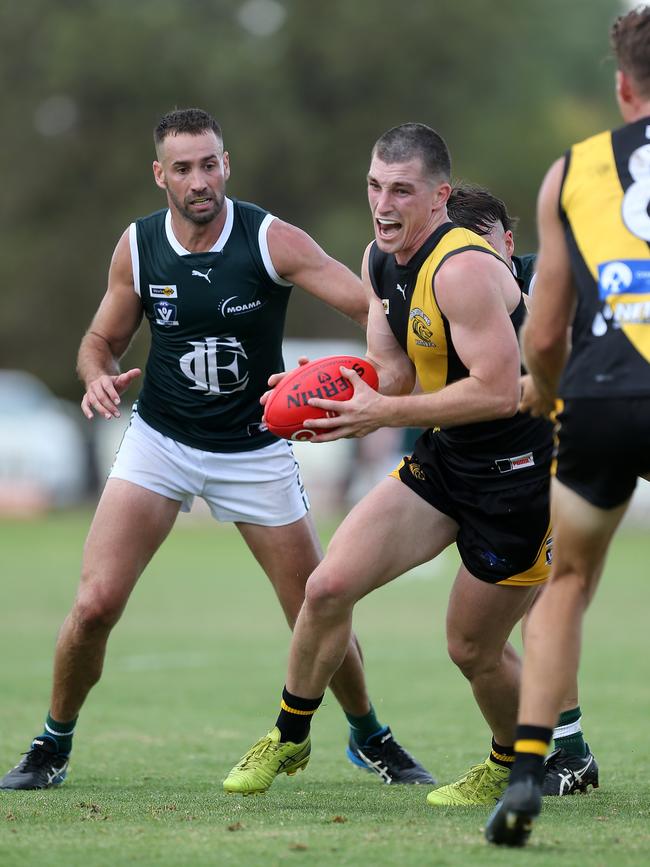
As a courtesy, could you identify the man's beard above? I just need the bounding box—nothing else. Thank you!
[169,189,225,225]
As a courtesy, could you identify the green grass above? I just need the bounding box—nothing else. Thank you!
[0,510,649,866]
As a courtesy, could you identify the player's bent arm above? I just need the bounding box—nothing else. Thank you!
[266,219,368,326]
[305,254,521,439]
[77,229,144,419]
[521,158,577,404]
[384,253,521,428]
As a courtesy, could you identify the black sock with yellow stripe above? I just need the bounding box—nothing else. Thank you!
[510,724,553,785]
[275,687,323,743]
[489,738,515,769]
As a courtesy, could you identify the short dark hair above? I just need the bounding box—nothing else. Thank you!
[372,123,451,182]
[611,5,650,97]
[447,183,518,235]
[154,108,223,150]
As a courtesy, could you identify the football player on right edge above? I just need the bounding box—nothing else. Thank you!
[486,5,650,846]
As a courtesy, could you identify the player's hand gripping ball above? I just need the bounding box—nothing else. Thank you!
[264,355,379,441]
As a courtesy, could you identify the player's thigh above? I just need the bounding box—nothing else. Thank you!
[447,564,537,655]
[236,514,323,622]
[81,479,181,605]
[549,477,629,599]
[309,475,458,603]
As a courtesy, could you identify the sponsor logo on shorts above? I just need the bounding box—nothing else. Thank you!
[408,461,426,481]
[545,536,553,566]
[149,284,177,298]
[480,549,510,569]
[494,452,535,473]
[153,301,179,326]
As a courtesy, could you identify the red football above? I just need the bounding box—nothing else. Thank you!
[264,355,379,441]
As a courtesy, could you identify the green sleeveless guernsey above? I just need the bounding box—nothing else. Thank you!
[129,197,292,451]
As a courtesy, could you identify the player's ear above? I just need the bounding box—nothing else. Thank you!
[153,160,166,190]
[435,181,452,210]
[222,151,231,182]
[504,230,515,259]
[616,68,636,111]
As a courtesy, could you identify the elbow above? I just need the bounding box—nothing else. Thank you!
[493,380,520,419]
[523,326,564,365]
[499,388,520,419]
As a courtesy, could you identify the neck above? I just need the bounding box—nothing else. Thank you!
[394,208,449,266]
[626,100,650,122]
[168,203,228,253]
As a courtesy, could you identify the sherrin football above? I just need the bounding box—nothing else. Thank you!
[264,355,379,441]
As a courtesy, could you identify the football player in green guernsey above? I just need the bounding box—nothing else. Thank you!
[223,123,557,804]
[0,108,434,790]
[447,183,598,797]
[487,5,650,846]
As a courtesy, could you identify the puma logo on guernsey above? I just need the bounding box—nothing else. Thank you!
[396,283,407,300]
[192,268,212,283]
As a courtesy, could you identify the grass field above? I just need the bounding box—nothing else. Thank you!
[0,509,649,866]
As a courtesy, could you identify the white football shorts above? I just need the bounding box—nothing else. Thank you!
[108,411,310,526]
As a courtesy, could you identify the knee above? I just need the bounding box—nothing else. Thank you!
[72,573,125,633]
[447,634,500,680]
[304,564,357,618]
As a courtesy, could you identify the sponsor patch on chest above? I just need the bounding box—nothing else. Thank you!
[149,284,178,298]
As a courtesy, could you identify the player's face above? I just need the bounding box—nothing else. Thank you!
[153,131,230,225]
[367,156,449,264]
[482,220,514,263]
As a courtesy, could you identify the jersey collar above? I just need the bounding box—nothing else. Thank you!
[165,197,234,256]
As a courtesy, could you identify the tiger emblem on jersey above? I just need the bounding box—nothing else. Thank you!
[410,308,436,348]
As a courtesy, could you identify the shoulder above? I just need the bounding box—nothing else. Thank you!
[435,225,506,269]
[569,127,612,157]
[437,246,505,284]
[134,208,167,229]
[231,198,271,226]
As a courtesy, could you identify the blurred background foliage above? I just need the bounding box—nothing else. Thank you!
[1,0,623,399]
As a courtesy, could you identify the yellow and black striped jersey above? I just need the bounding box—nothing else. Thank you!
[559,116,650,398]
[368,223,552,481]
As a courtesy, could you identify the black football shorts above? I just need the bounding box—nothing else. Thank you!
[554,396,650,509]
[393,432,552,586]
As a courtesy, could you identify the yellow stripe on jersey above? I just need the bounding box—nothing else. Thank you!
[561,131,649,281]
[407,227,505,394]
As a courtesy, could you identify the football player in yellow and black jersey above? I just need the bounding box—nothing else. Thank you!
[223,123,556,804]
[0,109,435,791]
[487,6,650,848]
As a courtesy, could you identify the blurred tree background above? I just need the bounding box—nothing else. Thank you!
[0,0,624,399]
